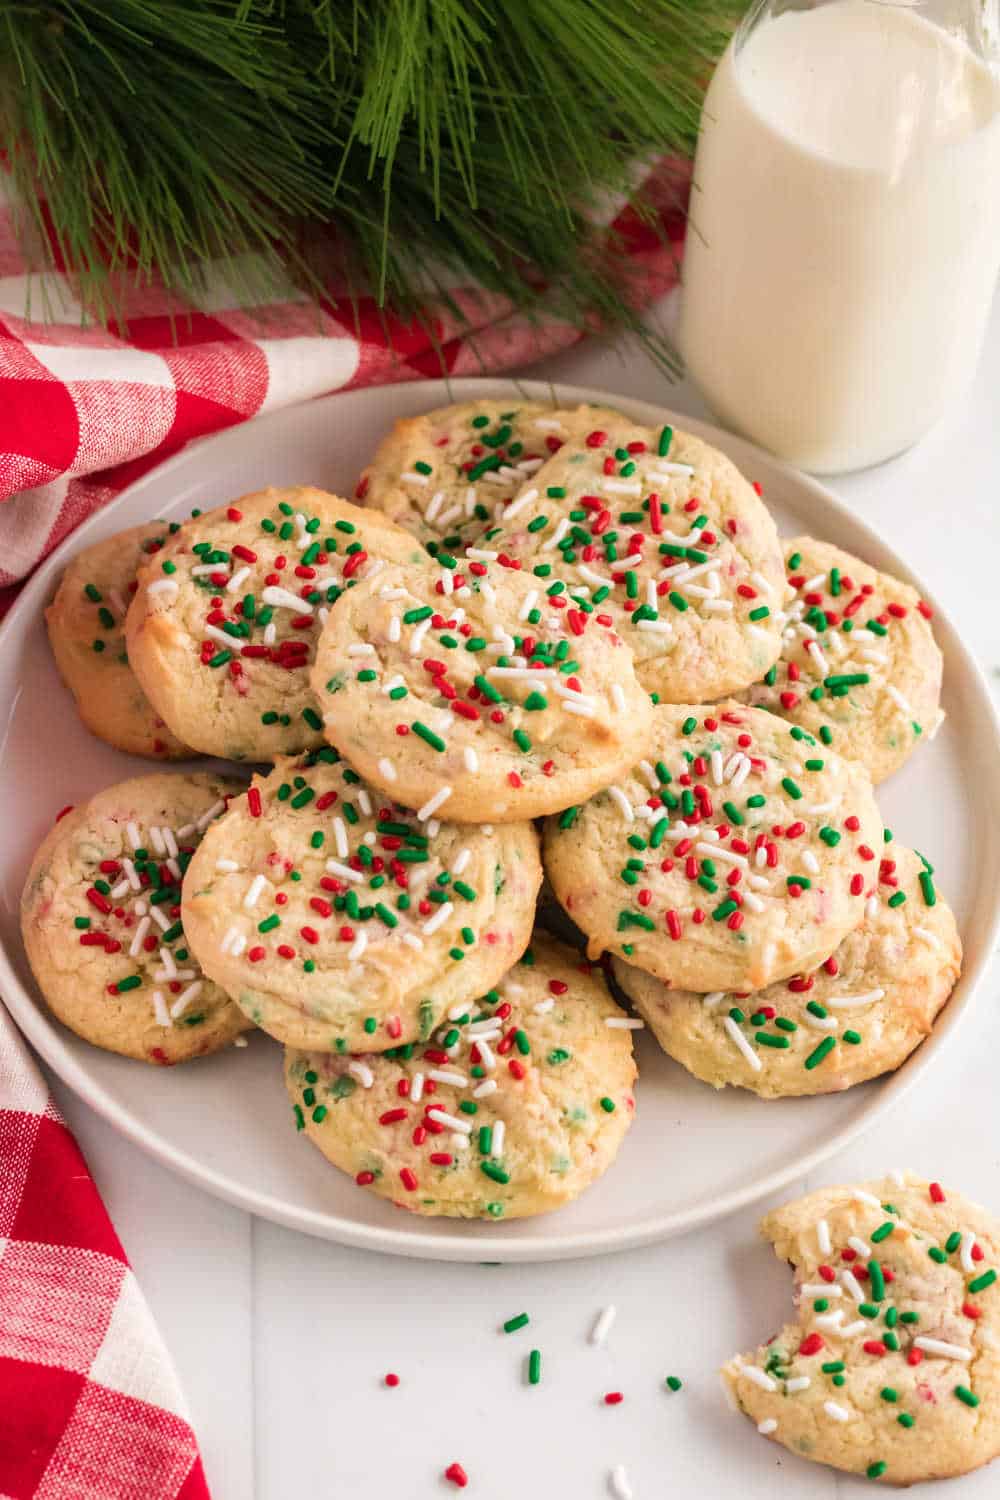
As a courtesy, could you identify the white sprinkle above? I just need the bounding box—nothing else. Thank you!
[263,622,276,646]
[841,1269,865,1303]
[739,1366,777,1392]
[839,1320,868,1337]
[960,1231,977,1273]
[326,859,363,884]
[425,491,445,523]
[348,1061,374,1089]
[422,902,454,937]
[195,799,225,832]
[914,925,942,950]
[605,1017,645,1030]
[125,821,142,851]
[149,825,167,855]
[400,470,430,486]
[814,1310,846,1330]
[501,486,538,522]
[710,749,724,786]
[428,1069,468,1089]
[648,462,695,479]
[802,1282,843,1298]
[703,598,734,614]
[542,517,571,551]
[261,585,311,614]
[610,683,626,713]
[913,1336,970,1362]
[110,879,130,901]
[220,925,242,955]
[347,930,368,963]
[826,989,885,1009]
[128,917,151,958]
[724,1016,762,1072]
[463,747,479,773]
[608,786,634,823]
[225,565,251,595]
[804,1012,838,1033]
[491,1120,506,1158]
[801,849,820,875]
[609,1464,633,1500]
[191,563,229,578]
[149,905,172,934]
[561,698,597,719]
[147,578,179,600]
[757,1418,777,1435]
[170,980,202,1019]
[152,991,171,1027]
[816,1218,832,1255]
[417,786,452,821]
[377,757,397,783]
[785,1377,811,1393]
[702,992,726,1010]
[243,873,268,909]
[532,998,555,1017]
[852,1189,882,1209]
[451,848,472,877]
[426,1107,471,1134]
[401,932,424,950]
[591,1305,617,1345]
[823,1401,850,1423]
[890,1168,906,1188]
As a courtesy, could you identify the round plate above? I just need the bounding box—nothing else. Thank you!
[2,378,999,1262]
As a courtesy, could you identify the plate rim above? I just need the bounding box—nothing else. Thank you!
[3,374,999,1262]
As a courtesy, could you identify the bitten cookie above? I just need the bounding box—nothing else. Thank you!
[181,749,542,1052]
[483,416,788,702]
[613,842,960,1095]
[20,773,251,1064]
[746,537,944,783]
[46,521,193,758]
[311,556,655,822]
[284,933,637,1219]
[722,1172,1000,1486]
[125,487,425,761]
[356,398,625,548]
[543,702,883,993]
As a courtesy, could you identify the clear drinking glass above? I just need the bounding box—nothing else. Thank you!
[679,0,1000,473]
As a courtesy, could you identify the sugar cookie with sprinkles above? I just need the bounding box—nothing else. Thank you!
[355,398,626,548]
[284,933,636,1219]
[20,773,251,1064]
[310,556,656,822]
[746,537,944,783]
[612,841,960,1096]
[181,749,542,1052]
[543,702,882,994]
[125,487,425,761]
[46,521,194,759]
[481,416,788,702]
[722,1172,1000,1485]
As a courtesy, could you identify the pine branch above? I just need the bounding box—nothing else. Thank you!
[0,0,742,361]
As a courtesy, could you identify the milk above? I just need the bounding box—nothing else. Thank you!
[679,0,1000,473]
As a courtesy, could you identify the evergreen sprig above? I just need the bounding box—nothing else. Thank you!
[0,1,742,360]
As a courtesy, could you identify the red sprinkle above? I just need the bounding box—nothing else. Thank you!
[399,1168,418,1192]
[798,1333,824,1356]
[604,1392,624,1405]
[384,1372,400,1388]
[444,1463,469,1489]
[247,786,262,818]
[929,1181,946,1203]
[356,1171,375,1186]
[863,1340,887,1357]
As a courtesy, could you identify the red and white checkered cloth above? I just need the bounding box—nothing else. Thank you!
[0,1005,209,1499]
[0,160,686,1494]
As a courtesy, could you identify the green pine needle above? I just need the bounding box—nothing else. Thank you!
[0,1,743,366]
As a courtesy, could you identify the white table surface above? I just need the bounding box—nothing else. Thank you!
[44,288,1000,1500]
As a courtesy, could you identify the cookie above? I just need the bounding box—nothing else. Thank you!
[722,1172,1000,1485]
[284,933,637,1219]
[181,749,542,1052]
[125,487,425,761]
[543,702,883,993]
[612,842,960,1096]
[482,416,788,701]
[46,521,193,759]
[746,538,944,783]
[20,773,251,1064]
[356,399,625,548]
[310,555,656,822]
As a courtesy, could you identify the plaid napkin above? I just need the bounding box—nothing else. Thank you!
[0,1005,208,1499]
[0,160,686,1494]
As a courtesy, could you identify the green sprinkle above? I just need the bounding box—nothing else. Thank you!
[954,1385,979,1408]
[599,1096,615,1113]
[756,1032,790,1049]
[898,1412,915,1428]
[866,1461,887,1479]
[115,975,142,992]
[523,691,547,711]
[819,827,841,847]
[290,787,315,809]
[825,672,870,689]
[880,1387,897,1403]
[919,871,937,907]
[775,1017,797,1033]
[869,1261,886,1301]
[781,777,802,800]
[658,425,673,456]
[504,1312,530,1333]
[668,591,688,612]
[712,898,738,921]
[804,1036,836,1070]
[480,1160,509,1185]
[257,914,280,933]
[412,722,446,752]
[946,1231,962,1253]
[665,1375,682,1392]
[821,1361,845,1374]
[403,605,433,624]
[528,1349,542,1385]
[748,606,769,621]
[513,728,531,753]
[969,1269,997,1294]
[928,1247,948,1263]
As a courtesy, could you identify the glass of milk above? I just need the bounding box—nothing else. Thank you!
[679,0,1000,473]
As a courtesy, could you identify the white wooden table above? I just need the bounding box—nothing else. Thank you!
[49,289,1000,1499]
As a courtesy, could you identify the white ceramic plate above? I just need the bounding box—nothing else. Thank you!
[2,378,999,1263]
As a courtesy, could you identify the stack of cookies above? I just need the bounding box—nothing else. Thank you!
[24,398,959,1225]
